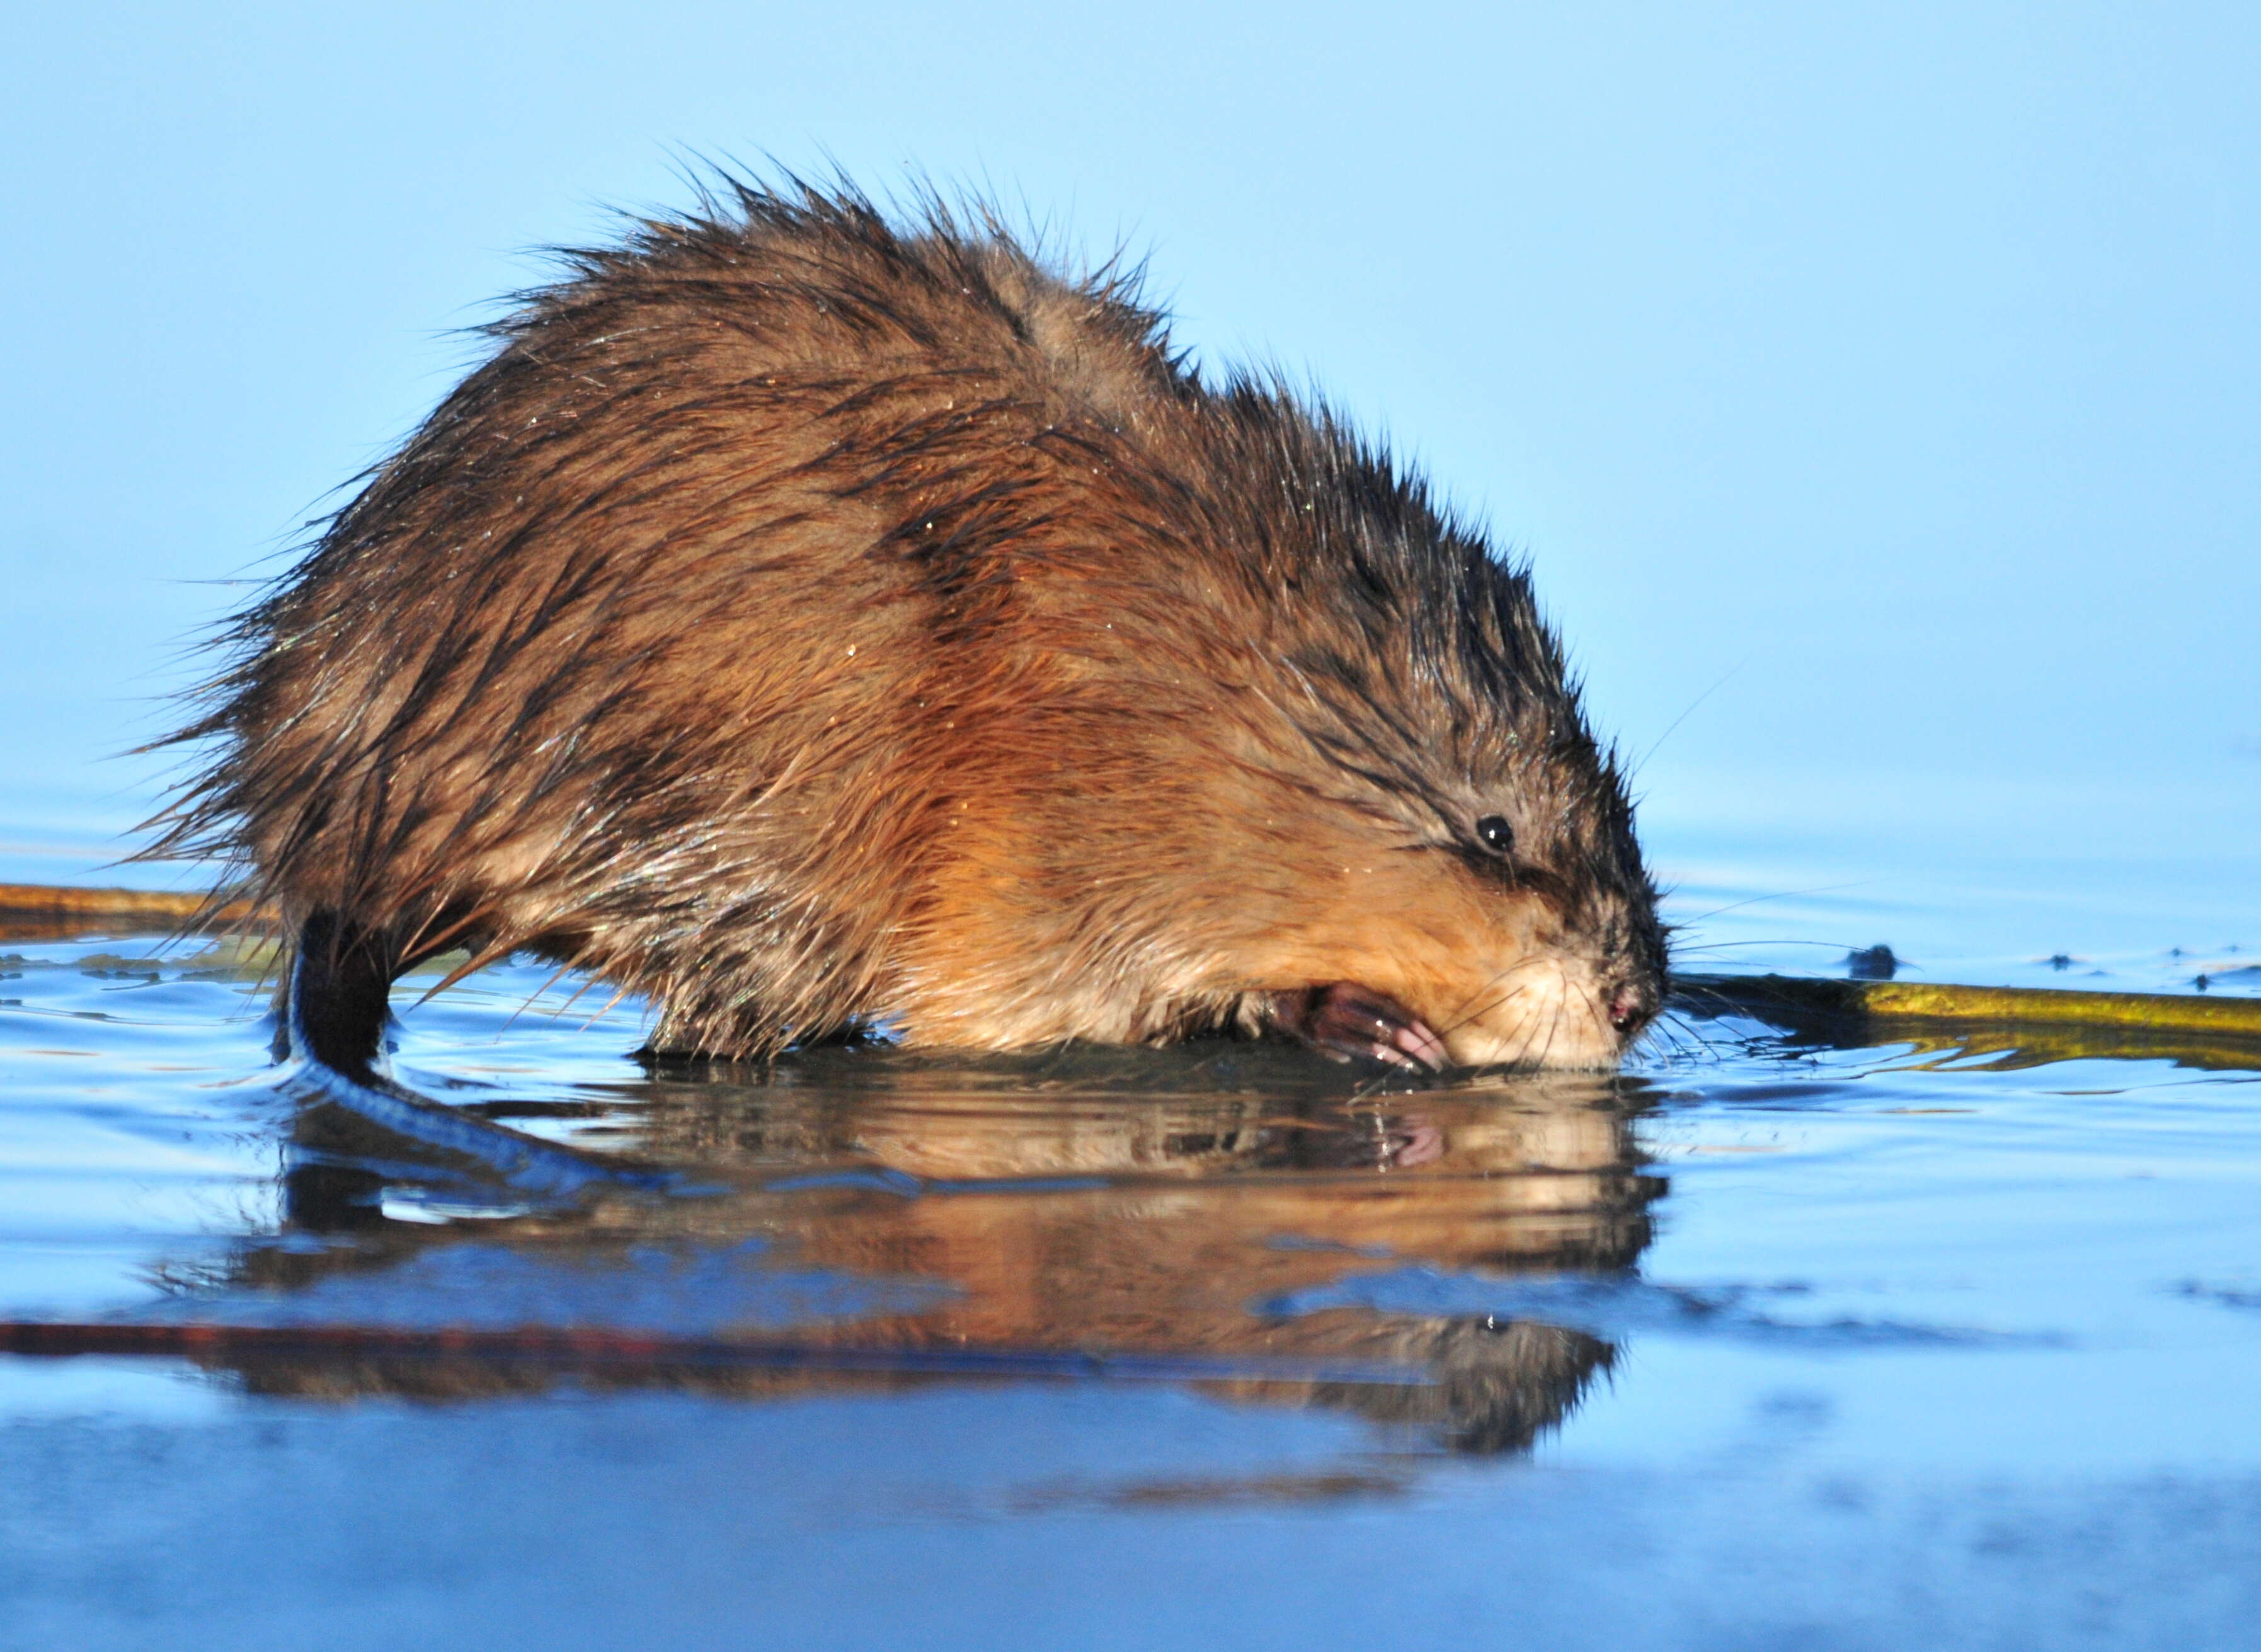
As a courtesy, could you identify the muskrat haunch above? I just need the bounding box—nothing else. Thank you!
[149,178,1667,1074]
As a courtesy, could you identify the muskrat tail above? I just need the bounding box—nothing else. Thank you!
[289,910,398,1079]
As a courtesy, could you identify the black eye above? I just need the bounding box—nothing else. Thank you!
[1475,815,1514,855]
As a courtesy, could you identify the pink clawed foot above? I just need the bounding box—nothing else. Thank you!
[1269,983,1449,1071]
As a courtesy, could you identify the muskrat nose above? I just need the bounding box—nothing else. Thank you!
[1606,982,1656,1038]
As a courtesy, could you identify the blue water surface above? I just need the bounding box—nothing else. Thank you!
[1,827,2257,1651]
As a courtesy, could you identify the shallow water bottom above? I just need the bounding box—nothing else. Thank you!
[3,869,2259,1649]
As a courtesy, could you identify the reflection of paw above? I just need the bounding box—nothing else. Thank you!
[1270,983,1448,1071]
[1386,1118,1446,1168]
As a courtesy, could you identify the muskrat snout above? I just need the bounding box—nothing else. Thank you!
[1607,979,1660,1039]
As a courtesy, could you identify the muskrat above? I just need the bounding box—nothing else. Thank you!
[148,179,1666,1074]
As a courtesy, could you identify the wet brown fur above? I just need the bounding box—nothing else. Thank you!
[147,178,1665,1067]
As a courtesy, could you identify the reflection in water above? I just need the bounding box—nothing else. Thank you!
[155,1043,1664,1454]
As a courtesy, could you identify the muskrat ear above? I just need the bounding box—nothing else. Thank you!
[1475,815,1515,855]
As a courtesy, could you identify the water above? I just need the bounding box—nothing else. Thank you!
[8,6,2260,1641]
[2,851,2258,1651]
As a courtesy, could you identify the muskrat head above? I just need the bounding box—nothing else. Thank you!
[1229,720,1669,1071]
[1176,448,1668,1071]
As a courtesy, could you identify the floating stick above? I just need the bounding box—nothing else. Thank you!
[0,1319,1431,1389]
[0,881,272,941]
[1673,972,2261,1070]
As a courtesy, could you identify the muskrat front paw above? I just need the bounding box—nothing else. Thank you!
[1270,983,1448,1071]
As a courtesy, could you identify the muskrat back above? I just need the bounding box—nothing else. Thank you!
[152,180,1666,1073]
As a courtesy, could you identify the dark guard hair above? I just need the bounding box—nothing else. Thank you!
[146,177,1666,1074]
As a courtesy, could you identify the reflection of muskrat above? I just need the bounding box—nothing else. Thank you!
[152,180,1665,1072]
[198,1062,1652,1451]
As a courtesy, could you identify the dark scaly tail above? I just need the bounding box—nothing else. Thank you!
[288,910,397,1077]
[280,908,679,1201]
